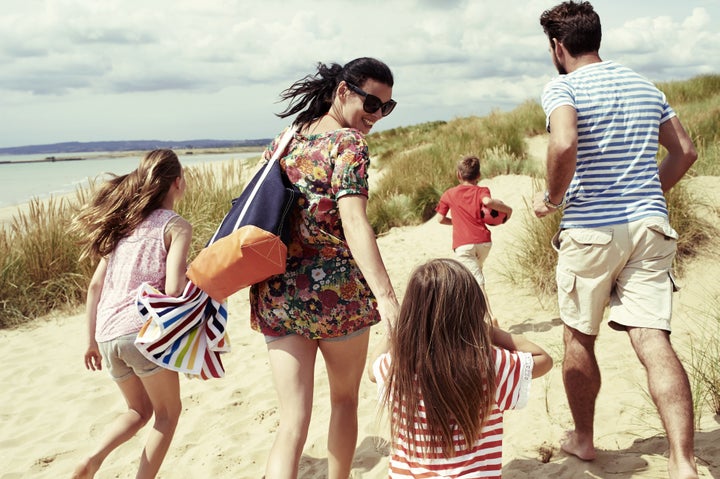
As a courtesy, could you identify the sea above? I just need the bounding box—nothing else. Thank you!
[0,150,264,209]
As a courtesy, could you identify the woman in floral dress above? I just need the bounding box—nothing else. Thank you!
[249,57,399,479]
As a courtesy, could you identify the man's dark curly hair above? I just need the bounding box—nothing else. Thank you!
[540,1,601,56]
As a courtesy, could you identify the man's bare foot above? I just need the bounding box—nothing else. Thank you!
[560,430,596,461]
[668,455,699,479]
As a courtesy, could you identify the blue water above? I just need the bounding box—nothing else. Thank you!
[0,150,263,208]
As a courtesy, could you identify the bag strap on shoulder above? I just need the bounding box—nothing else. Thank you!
[232,126,297,230]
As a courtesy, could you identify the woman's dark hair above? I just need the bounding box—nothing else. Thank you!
[540,1,601,56]
[276,57,394,131]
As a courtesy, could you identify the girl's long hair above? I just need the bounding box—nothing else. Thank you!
[276,57,394,132]
[382,258,496,457]
[73,149,182,259]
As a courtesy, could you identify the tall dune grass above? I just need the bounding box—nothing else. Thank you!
[0,158,255,328]
[0,74,717,328]
[659,75,720,177]
[366,100,545,233]
[0,197,93,327]
[500,74,720,297]
[684,294,720,425]
[502,179,718,298]
[176,160,255,259]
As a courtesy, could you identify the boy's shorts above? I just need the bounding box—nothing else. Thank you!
[99,332,162,382]
[454,242,492,286]
[553,217,678,336]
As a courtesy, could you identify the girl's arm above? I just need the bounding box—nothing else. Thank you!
[491,327,553,378]
[84,258,107,371]
[164,217,193,297]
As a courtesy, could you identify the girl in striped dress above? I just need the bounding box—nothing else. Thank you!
[373,258,552,477]
[71,149,192,479]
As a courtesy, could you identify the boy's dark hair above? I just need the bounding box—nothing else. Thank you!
[457,156,481,181]
[540,1,601,56]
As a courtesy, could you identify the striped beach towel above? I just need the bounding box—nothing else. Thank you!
[135,281,230,379]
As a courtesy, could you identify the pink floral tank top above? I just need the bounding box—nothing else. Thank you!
[95,209,179,342]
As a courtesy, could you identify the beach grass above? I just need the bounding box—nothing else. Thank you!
[175,160,253,259]
[499,179,561,297]
[659,74,720,177]
[0,159,254,328]
[498,74,720,297]
[366,100,544,233]
[685,295,720,424]
[0,74,718,328]
[0,197,93,327]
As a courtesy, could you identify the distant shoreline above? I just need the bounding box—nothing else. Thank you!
[0,156,86,165]
[0,155,263,227]
[0,138,272,156]
[0,146,265,165]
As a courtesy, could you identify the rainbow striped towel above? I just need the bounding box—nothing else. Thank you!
[135,281,230,379]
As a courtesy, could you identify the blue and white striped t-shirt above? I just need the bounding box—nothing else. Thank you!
[541,61,675,228]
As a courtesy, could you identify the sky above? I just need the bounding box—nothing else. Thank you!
[1,0,719,149]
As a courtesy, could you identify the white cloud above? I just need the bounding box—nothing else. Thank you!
[0,0,718,147]
[603,7,720,79]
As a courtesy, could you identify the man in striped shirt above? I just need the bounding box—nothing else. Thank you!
[533,2,698,478]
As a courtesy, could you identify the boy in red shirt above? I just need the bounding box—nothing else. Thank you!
[434,155,513,326]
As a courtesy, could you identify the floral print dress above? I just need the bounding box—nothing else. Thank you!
[249,127,380,339]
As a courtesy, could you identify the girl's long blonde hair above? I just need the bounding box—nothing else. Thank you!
[73,149,182,259]
[382,258,496,457]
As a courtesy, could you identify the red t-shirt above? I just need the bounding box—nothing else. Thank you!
[436,184,492,249]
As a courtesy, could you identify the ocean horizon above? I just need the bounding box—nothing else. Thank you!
[0,149,263,209]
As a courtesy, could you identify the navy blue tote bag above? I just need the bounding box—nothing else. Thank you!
[187,127,299,301]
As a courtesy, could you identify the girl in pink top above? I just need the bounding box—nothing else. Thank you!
[372,259,552,478]
[71,149,192,479]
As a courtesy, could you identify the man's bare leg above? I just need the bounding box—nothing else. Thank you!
[627,327,698,479]
[561,325,600,460]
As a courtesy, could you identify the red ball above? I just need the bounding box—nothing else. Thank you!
[480,205,508,226]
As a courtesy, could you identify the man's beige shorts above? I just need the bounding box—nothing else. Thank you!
[553,217,679,336]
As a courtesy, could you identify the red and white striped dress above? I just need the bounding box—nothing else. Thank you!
[373,347,533,478]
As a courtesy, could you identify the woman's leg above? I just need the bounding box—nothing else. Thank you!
[136,368,182,479]
[71,376,153,479]
[319,330,370,479]
[265,335,318,479]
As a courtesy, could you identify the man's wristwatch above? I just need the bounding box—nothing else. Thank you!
[543,190,565,210]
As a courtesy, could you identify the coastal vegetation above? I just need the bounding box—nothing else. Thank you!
[0,74,718,329]
[1,73,719,425]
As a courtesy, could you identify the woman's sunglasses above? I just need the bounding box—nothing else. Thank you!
[346,83,397,117]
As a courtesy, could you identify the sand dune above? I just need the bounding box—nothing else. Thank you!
[1,168,719,478]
